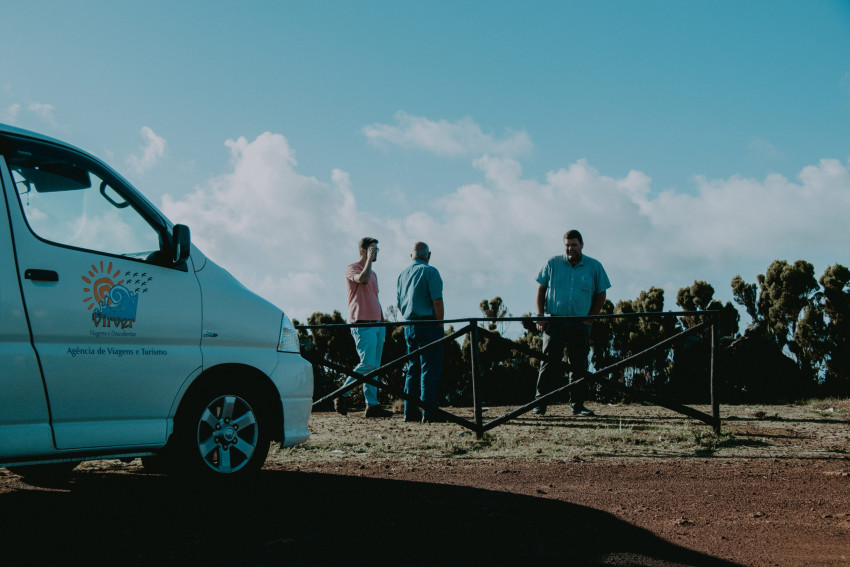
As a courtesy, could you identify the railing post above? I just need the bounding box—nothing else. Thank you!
[710,318,720,433]
[469,323,484,438]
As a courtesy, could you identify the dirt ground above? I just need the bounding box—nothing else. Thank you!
[1,404,848,567]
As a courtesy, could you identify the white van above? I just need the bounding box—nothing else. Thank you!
[0,123,312,479]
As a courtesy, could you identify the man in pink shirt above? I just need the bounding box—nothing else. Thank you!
[340,237,392,418]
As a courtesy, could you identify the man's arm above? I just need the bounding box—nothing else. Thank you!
[535,284,548,331]
[432,298,444,321]
[583,290,606,326]
[351,247,376,284]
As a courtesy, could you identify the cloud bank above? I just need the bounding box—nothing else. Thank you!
[161,123,850,330]
[161,132,378,319]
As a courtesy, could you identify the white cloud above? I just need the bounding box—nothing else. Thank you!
[28,102,57,125]
[422,154,850,324]
[398,155,849,325]
[126,126,167,174]
[363,111,533,158]
[0,101,57,126]
[160,132,386,322]
[1,103,21,123]
[159,130,850,334]
[747,136,786,162]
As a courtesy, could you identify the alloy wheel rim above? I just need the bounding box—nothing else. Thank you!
[196,394,259,473]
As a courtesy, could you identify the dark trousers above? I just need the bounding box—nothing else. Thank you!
[535,321,591,405]
[403,323,444,421]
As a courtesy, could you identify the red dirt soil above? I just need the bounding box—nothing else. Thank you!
[1,456,848,566]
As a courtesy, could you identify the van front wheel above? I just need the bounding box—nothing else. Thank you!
[176,387,271,477]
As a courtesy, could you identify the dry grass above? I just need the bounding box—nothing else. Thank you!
[270,399,850,466]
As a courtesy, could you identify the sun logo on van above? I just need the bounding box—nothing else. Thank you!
[82,261,125,310]
[82,261,146,329]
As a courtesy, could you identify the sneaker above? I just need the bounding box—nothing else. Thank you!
[364,405,393,418]
[571,404,595,417]
[333,397,348,416]
[532,404,547,416]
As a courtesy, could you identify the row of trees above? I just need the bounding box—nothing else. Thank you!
[298,259,849,407]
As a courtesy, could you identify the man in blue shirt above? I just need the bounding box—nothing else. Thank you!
[397,242,444,423]
[534,230,611,416]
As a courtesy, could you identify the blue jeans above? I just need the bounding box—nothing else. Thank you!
[403,323,444,421]
[343,325,386,407]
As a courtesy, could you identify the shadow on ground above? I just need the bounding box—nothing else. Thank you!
[0,469,740,567]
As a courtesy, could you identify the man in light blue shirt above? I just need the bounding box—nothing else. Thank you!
[397,242,444,423]
[534,230,610,416]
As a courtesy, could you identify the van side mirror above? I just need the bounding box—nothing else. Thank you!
[172,224,191,265]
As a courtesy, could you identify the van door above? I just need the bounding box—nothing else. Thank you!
[1,136,203,450]
[0,166,53,459]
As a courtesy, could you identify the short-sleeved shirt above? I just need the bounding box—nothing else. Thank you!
[537,253,610,317]
[345,262,382,322]
[396,260,443,320]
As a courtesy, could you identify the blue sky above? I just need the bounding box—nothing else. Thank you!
[3,1,850,331]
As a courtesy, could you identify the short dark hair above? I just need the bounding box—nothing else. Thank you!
[359,237,378,250]
[563,230,583,244]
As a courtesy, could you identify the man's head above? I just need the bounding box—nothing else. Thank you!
[563,230,583,264]
[359,237,379,261]
[411,241,431,262]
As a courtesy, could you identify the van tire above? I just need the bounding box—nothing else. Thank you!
[172,381,271,478]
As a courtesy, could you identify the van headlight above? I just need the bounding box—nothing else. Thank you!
[277,313,301,353]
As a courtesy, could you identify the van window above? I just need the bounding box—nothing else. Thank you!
[9,147,162,261]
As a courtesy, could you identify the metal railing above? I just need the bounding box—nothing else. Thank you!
[297,311,722,438]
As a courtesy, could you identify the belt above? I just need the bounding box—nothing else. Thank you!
[356,320,381,323]
[409,316,436,321]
